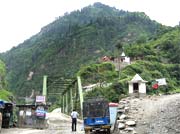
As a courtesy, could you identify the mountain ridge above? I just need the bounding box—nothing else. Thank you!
[0,2,165,97]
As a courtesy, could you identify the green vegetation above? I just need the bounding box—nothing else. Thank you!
[77,62,117,85]
[0,60,7,89]
[0,89,13,101]
[0,3,179,103]
[77,63,121,102]
[0,60,12,101]
[0,3,162,97]
[77,27,180,102]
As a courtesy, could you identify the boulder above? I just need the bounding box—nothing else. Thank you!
[117,119,125,123]
[125,127,134,131]
[126,120,136,126]
[118,123,125,129]
[120,114,127,120]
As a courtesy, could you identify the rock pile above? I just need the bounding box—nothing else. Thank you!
[113,94,180,134]
[114,98,138,134]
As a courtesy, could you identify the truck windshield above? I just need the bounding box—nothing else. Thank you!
[83,100,109,117]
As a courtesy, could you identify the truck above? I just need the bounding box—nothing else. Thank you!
[83,98,111,134]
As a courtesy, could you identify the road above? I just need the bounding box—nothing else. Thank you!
[1,109,84,134]
[126,93,180,134]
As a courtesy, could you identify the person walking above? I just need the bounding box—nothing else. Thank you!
[71,109,79,131]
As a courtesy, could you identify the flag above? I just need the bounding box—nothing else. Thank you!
[152,81,159,89]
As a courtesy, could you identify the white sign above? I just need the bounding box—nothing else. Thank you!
[26,111,32,116]
[19,110,24,116]
[156,78,167,86]
[36,96,46,103]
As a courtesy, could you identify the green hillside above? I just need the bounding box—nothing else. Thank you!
[0,3,165,97]
[0,60,12,101]
[78,27,180,102]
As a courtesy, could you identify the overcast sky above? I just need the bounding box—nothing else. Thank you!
[0,0,180,53]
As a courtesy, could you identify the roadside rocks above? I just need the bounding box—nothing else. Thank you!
[118,123,126,129]
[125,121,136,126]
[114,94,180,134]
[119,114,127,120]
[115,98,137,134]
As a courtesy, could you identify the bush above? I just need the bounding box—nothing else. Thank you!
[0,89,13,101]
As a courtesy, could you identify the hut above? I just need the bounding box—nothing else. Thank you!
[128,74,147,97]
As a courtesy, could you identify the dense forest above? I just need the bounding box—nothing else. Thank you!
[0,3,179,102]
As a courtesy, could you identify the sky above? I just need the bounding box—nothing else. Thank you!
[0,0,180,53]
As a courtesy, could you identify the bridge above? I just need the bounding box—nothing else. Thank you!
[43,75,84,115]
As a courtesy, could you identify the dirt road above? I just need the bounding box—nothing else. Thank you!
[1,110,84,134]
[128,94,180,134]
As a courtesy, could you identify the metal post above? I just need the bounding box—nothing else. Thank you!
[70,88,73,111]
[66,92,68,113]
[77,76,83,115]
[42,75,48,97]
[62,95,64,113]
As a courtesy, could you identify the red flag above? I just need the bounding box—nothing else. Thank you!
[152,83,159,89]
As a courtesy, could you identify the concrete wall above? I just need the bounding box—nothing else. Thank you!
[139,83,146,94]
[128,83,134,94]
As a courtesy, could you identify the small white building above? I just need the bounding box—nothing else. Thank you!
[128,74,147,97]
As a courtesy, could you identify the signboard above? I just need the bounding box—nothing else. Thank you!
[36,96,46,103]
[156,78,167,86]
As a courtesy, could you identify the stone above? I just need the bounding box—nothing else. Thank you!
[119,100,128,104]
[125,127,134,131]
[126,120,136,126]
[120,114,127,120]
[118,123,125,129]
[118,105,125,109]
[117,119,125,123]
[117,109,125,114]
[124,107,129,110]
[132,130,137,134]
[124,107,130,113]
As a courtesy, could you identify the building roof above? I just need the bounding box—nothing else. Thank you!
[129,74,148,83]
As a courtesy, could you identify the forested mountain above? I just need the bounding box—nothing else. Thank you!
[0,2,165,97]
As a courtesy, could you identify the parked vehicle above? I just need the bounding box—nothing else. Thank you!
[83,98,111,134]
[2,102,13,128]
[0,100,5,133]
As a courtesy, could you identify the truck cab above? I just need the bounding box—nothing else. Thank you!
[83,98,111,134]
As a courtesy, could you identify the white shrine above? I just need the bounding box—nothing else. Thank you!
[128,74,148,97]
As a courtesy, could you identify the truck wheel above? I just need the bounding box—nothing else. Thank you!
[107,128,111,134]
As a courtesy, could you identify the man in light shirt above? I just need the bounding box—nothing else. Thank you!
[71,109,79,131]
